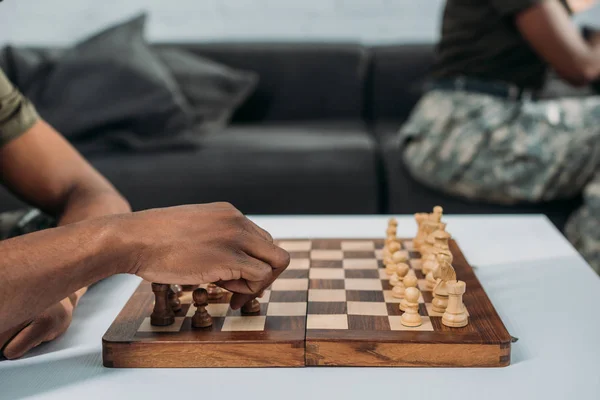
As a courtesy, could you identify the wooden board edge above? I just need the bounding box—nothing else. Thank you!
[103,340,306,368]
[305,340,511,367]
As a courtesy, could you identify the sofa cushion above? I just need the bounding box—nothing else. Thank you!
[0,122,382,214]
[368,44,435,122]
[375,122,582,231]
[155,43,369,122]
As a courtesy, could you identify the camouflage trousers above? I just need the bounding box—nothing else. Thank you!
[400,89,600,274]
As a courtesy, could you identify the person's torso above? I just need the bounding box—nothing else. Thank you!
[431,0,571,90]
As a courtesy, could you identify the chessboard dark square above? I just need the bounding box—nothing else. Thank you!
[348,315,391,331]
[381,280,393,291]
[270,290,307,303]
[422,291,433,303]
[309,279,345,289]
[409,251,420,259]
[175,304,192,317]
[307,301,347,315]
[344,251,376,259]
[346,290,384,302]
[265,316,306,331]
[414,270,426,280]
[386,303,403,316]
[311,260,342,268]
[288,251,310,259]
[280,270,309,279]
[418,303,428,316]
[344,269,380,279]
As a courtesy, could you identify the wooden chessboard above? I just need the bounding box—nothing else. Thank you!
[102,238,511,368]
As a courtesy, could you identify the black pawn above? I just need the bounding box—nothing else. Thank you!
[192,288,213,328]
[151,283,175,326]
[241,298,261,315]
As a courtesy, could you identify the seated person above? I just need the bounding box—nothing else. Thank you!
[400,0,600,272]
[0,69,289,359]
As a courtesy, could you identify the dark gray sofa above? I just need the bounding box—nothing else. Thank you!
[0,42,581,230]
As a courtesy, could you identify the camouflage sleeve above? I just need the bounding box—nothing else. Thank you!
[0,68,40,148]
[488,0,545,16]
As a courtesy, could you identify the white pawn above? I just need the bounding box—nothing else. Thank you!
[421,253,437,275]
[400,287,422,327]
[386,251,408,275]
[387,241,401,255]
[399,274,418,312]
[391,263,410,298]
[442,280,468,328]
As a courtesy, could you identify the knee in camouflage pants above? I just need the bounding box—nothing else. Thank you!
[400,90,600,273]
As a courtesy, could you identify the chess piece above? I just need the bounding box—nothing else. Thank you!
[392,250,408,264]
[168,286,182,312]
[385,261,398,276]
[192,288,213,328]
[387,240,401,255]
[425,266,438,290]
[181,284,199,291]
[413,213,429,251]
[391,263,410,298]
[388,217,398,228]
[207,283,224,300]
[442,280,469,328]
[431,205,443,223]
[172,284,183,297]
[399,274,418,312]
[151,283,175,326]
[386,226,397,238]
[421,252,437,275]
[432,230,451,252]
[400,287,422,327]
[241,298,261,314]
[390,272,400,287]
[432,279,449,314]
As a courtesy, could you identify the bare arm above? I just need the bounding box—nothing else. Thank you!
[516,0,600,86]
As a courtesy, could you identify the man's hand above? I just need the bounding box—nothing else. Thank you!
[567,0,598,13]
[125,203,290,309]
[1,296,75,359]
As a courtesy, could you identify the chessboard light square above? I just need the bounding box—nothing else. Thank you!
[308,289,347,302]
[347,301,388,316]
[378,269,390,280]
[278,241,311,252]
[345,279,382,291]
[258,290,271,303]
[311,250,343,260]
[383,290,402,303]
[138,317,184,332]
[306,314,348,330]
[343,259,378,270]
[287,258,310,270]
[221,316,266,331]
[267,302,307,316]
[388,316,434,331]
[403,241,415,251]
[271,278,309,291]
[374,249,383,260]
[186,303,229,318]
[410,259,422,270]
[341,241,375,251]
[309,268,345,280]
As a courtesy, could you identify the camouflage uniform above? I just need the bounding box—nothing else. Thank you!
[400,89,600,273]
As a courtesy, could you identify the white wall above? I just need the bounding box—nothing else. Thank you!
[0,0,598,46]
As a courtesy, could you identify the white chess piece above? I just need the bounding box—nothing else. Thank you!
[400,287,422,327]
[442,280,468,327]
[391,263,409,298]
[399,274,418,312]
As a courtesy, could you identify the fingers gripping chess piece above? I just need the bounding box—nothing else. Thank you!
[192,288,213,328]
[442,280,469,328]
[391,263,410,298]
[241,298,261,314]
[399,273,418,312]
[168,285,182,312]
[151,283,175,326]
[207,283,224,300]
[400,287,422,327]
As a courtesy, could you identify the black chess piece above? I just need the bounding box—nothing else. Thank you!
[241,298,261,315]
[207,283,224,300]
[151,283,175,326]
[192,288,213,328]
[168,286,182,312]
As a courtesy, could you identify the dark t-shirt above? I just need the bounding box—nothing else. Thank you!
[431,0,571,89]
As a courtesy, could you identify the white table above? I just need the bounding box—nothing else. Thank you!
[1,215,599,400]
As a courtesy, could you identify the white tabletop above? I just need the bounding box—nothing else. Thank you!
[1,215,599,400]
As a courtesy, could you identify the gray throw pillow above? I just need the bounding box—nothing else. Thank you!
[156,48,258,134]
[28,13,194,148]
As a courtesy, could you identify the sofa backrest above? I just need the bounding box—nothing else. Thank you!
[156,42,370,123]
[367,44,435,122]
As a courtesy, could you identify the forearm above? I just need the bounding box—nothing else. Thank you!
[0,217,129,330]
[58,185,130,226]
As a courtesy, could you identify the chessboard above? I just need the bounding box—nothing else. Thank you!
[102,238,511,368]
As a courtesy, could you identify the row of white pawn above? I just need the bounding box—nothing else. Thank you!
[384,213,469,328]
